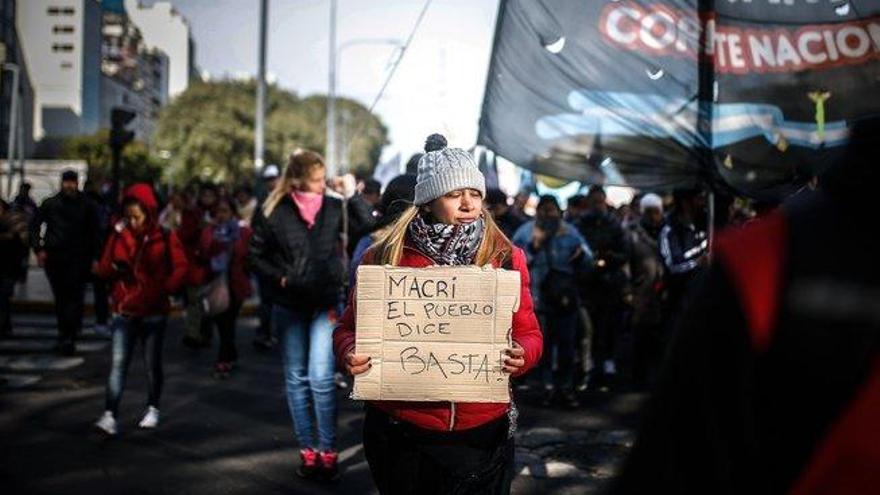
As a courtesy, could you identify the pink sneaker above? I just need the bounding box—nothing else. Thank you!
[319,450,339,480]
[296,448,319,478]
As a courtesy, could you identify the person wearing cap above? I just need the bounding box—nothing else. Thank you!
[626,193,667,387]
[257,163,281,204]
[252,164,281,351]
[334,134,543,493]
[31,170,101,355]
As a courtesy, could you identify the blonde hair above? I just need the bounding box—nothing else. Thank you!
[262,149,326,217]
[369,206,513,267]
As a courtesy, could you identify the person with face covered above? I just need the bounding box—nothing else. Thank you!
[197,197,252,378]
[576,187,631,388]
[93,184,189,435]
[512,195,592,407]
[334,134,543,494]
[31,170,101,355]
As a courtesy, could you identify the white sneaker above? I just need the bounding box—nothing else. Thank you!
[603,359,617,376]
[138,406,160,429]
[95,411,117,435]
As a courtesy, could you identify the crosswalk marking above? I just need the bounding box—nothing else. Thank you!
[0,355,85,371]
[11,327,104,339]
[0,374,42,389]
[0,340,109,352]
[12,315,96,325]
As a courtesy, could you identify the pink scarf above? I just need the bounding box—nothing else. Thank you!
[292,191,323,229]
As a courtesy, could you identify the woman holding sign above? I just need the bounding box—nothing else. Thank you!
[334,134,543,494]
[249,150,346,480]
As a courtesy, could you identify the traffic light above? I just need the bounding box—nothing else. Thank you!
[110,107,136,150]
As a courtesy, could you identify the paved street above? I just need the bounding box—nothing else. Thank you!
[0,311,644,495]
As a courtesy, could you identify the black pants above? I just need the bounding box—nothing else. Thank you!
[586,290,625,369]
[256,278,273,340]
[45,257,88,345]
[363,406,514,495]
[210,300,242,363]
[91,274,109,326]
[537,310,578,390]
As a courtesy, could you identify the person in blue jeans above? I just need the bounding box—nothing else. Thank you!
[513,195,592,408]
[93,184,188,435]
[249,150,346,481]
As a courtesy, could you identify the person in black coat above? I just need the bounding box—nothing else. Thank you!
[576,187,630,387]
[31,170,101,355]
[249,150,345,481]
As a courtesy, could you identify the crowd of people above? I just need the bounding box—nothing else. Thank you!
[7,126,860,494]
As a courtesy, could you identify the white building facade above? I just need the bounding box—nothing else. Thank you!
[124,0,195,100]
[17,0,102,141]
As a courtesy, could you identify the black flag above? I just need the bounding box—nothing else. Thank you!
[478,0,880,198]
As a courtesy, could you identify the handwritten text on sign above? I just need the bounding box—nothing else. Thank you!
[351,265,520,403]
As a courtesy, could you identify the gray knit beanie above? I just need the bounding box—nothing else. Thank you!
[413,134,486,205]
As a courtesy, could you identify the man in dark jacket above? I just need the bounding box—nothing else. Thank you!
[611,117,880,495]
[658,188,709,313]
[31,170,101,355]
[576,186,630,387]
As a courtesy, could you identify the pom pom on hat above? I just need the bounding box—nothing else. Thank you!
[424,134,448,152]
[413,133,485,205]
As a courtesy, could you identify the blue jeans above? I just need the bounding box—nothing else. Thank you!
[104,315,167,415]
[274,305,337,451]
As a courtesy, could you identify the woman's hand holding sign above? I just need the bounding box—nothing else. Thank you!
[501,341,525,374]
[345,352,372,376]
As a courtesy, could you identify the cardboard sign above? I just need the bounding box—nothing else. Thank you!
[351,265,521,403]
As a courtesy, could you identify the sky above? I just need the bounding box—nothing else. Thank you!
[149,0,501,164]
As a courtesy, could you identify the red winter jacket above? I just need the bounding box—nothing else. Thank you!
[196,223,253,302]
[333,237,543,432]
[96,184,189,317]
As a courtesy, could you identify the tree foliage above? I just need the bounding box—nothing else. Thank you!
[153,80,388,183]
[59,130,163,186]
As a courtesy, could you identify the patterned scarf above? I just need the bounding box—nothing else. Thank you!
[407,214,485,266]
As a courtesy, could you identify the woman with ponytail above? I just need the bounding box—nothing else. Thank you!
[249,150,345,481]
[333,134,543,494]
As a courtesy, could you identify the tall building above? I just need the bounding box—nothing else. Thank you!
[17,0,102,144]
[0,0,35,159]
[100,5,168,140]
[124,0,196,100]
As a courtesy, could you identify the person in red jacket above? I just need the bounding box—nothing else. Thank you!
[334,134,543,494]
[197,196,253,378]
[178,182,218,348]
[93,183,188,436]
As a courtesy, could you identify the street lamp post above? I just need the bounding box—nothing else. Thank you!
[326,0,338,177]
[255,0,268,171]
[330,37,402,176]
[3,62,20,199]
